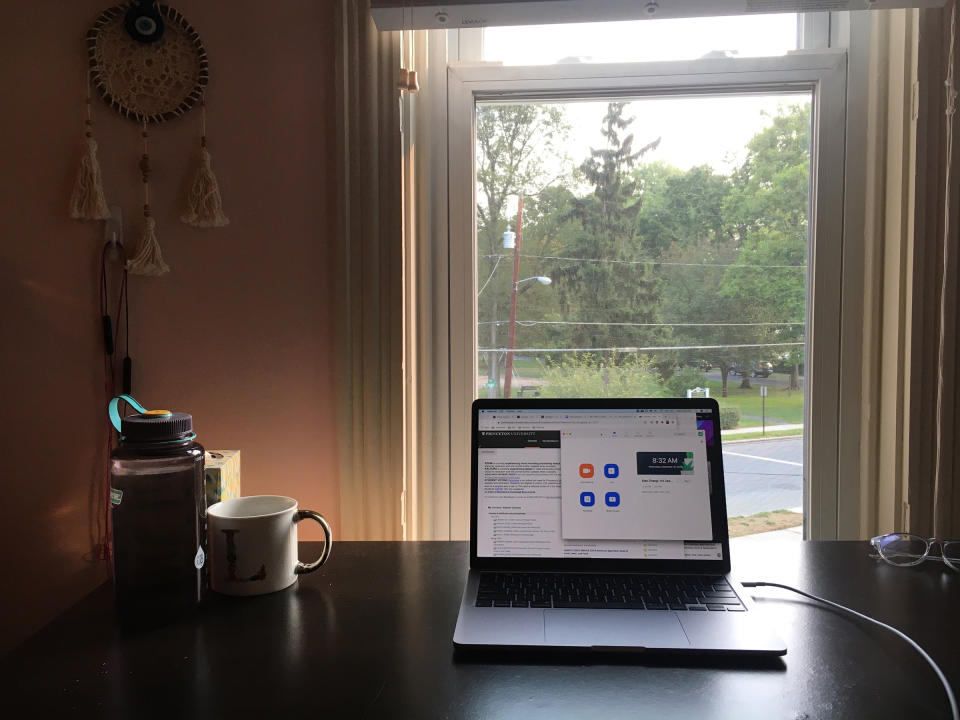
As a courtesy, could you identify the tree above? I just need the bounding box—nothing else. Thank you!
[634,162,733,255]
[475,105,570,395]
[660,238,745,397]
[721,104,811,390]
[551,103,672,378]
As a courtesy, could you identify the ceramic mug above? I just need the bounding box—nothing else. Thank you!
[206,495,332,596]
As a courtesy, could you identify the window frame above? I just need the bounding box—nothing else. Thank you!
[445,52,849,540]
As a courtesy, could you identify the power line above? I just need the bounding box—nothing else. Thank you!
[478,320,805,328]
[479,342,804,353]
[481,253,807,269]
[477,254,504,297]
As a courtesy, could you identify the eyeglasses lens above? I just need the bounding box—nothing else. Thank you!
[942,542,960,570]
[877,534,928,566]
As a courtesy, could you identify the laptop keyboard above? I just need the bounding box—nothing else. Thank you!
[476,572,744,611]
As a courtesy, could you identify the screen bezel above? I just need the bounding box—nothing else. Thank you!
[470,397,732,574]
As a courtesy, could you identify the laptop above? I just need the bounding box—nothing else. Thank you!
[453,397,786,655]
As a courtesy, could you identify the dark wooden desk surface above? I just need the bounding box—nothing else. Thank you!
[2,541,958,719]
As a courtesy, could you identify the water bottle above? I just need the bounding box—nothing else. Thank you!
[108,395,206,620]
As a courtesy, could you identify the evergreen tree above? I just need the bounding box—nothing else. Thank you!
[552,103,671,378]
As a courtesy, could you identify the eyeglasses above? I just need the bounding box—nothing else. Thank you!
[870,533,960,571]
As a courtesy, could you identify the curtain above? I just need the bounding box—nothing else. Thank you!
[401,28,455,540]
[334,0,404,540]
[912,0,960,537]
[856,4,960,538]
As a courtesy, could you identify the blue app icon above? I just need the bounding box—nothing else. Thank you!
[603,463,619,478]
[605,492,620,507]
[580,492,595,507]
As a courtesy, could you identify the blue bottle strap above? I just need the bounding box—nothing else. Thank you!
[108,394,147,432]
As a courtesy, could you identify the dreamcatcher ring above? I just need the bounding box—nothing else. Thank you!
[87,1,208,125]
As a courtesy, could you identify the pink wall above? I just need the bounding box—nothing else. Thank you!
[0,0,339,653]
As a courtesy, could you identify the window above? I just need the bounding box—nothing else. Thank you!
[475,92,811,543]
[482,13,799,65]
[446,50,846,540]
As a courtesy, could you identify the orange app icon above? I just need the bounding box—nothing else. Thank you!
[579,463,594,478]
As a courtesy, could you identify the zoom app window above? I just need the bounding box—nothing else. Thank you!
[476,409,720,559]
[560,412,711,541]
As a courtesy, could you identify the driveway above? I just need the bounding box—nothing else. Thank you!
[721,436,802,517]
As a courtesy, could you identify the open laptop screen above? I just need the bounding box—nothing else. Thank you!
[471,399,731,572]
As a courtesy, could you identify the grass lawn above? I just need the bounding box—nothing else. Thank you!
[725,430,802,442]
[728,509,802,537]
[474,365,804,432]
[706,377,804,427]
[478,356,546,380]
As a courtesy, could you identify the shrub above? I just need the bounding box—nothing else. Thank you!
[539,353,663,398]
[719,407,741,430]
[664,367,709,398]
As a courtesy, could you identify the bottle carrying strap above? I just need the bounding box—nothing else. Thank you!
[109,394,147,432]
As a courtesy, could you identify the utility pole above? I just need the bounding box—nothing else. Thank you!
[503,196,523,398]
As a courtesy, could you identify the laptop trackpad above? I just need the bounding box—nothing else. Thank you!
[544,610,689,648]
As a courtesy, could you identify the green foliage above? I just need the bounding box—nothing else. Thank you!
[539,353,662,398]
[634,163,732,255]
[719,407,742,430]
[551,103,672,371]
[476,105,571,395]
[663,367,709,398]
[720,104,811,375]
[475,99,812,401]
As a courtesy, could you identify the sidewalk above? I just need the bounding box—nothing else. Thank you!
[730,523,803,567]
[724,423,803,436]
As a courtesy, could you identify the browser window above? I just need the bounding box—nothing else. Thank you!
[476,408,722,560]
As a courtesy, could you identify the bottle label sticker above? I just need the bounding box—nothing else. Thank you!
[110,488,123,506]
[194,546,205,569]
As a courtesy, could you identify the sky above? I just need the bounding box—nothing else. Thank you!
[480,13,809,184]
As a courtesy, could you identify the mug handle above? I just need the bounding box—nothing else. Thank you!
[293,510,333,574]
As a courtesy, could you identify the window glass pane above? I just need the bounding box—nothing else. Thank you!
[482,14,798,65]
[475,93,810,541]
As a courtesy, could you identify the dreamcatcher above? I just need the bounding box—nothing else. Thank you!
[69,0,228,276]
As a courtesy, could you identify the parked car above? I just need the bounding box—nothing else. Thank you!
[684,358,712,372]
[752,362,774,378]
[729,362,773,378]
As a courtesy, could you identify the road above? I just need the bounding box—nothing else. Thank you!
[721,436,802,517]
[705,370,801,390]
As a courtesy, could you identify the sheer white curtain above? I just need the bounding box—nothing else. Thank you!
[335,0,404,540]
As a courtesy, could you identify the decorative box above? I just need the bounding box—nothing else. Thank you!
[204,450,241,508]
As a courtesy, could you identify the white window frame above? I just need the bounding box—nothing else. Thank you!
[443,52,849,539]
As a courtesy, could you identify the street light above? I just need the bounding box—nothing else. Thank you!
[503,275,551,398]
[503,197,552,399]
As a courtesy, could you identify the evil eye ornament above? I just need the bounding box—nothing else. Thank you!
[125,0,165,43]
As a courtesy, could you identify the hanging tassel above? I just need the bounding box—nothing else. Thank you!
[181,99,229,227]
[69,84,110,220]
[126,212,169,276]
[126,124,169,276]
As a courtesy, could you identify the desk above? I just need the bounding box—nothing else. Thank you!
[2,541,958,718]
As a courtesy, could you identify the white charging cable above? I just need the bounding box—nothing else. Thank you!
[741,581,958,720]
